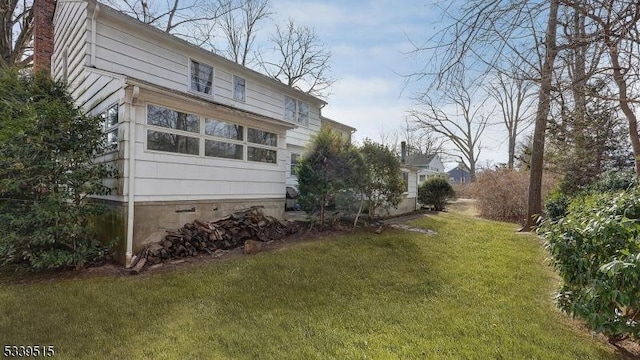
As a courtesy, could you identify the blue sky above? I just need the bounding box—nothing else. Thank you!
[267,0,510,166]
[269,1,433,136]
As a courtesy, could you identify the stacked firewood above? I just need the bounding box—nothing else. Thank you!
[129,206,296,273]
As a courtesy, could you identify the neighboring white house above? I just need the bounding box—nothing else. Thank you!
[405,153,447,185]
[35,0,351,263]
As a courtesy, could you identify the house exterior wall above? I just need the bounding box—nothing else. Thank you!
[51,0,318,264]
[448,168,471,183]
[90,3,323,128]
[385,168,418,216]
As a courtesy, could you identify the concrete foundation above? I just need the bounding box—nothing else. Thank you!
[131,198,284,254]
[387,197,418,217]
[96,197,284,263]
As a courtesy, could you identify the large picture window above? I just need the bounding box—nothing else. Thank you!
[205,118,243,140]
[146,104,278,164]
[190,60,213,95]
[248,128,277,147]
[147,130,200,155]
[247,128,278,164]
[148,105,200,133]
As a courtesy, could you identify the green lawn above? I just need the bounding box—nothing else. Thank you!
[0,211,619,359]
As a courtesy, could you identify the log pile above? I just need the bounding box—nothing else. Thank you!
[129,206,297,274]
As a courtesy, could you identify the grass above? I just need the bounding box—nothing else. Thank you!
[0,210,620,359]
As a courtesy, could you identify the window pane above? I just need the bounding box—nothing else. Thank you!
[403,172,409,192]
[147,105,199,133]
[147,130,199,155]
[233,76,245,102]
[190,60,213,94]
[248,147,277,164]
[106,129,118,151]
[291,153,300,175]
[284,96,296,121]
[205,118,243,140]
[297,101,308,124]
[205,140,243,159]
[104,104,118,129]
[248,128,277,147]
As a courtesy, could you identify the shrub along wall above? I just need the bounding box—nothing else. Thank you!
[539,188,640,339]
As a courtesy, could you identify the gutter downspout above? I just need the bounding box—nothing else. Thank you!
[125,85,140,265]
[90,4,100,66]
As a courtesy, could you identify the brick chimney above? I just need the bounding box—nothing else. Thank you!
[33,0,57,76]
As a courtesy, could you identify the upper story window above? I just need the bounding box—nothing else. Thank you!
[101,104,119,152]
[233,75,246,102]
[284,95,309,125]
[190,59,213,95]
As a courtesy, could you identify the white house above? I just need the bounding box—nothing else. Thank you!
[405,153,447,185]
[35,0,350,263]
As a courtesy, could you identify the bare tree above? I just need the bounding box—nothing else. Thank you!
[102,0,232,46]
[379,118,446,158]
[1,0,33,68]
[525,0,560,231]
[408,0,561,230]
[486,66,537,169]
[409,74,492,182]
[259,18,334,98]
[560,0,640,176]
[218,0,271,66]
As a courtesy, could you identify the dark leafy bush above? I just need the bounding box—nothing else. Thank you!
[539,189,640,339]
[544,188,570,221]
[418,178,455,211]
[586,168,637,194]
[0,69,115,271]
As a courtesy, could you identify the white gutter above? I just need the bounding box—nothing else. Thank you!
[125,85,140,265]
[90,4,100,66]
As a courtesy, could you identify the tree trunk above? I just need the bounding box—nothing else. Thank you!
[524,0,559,231]
[608,37,640,176]
[508,134,515,170]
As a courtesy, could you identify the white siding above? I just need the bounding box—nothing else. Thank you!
[91,7,323,127]
[285,105,322,148]
[93,19,188,91]
[129,94,289,202]
[53,1,90,89]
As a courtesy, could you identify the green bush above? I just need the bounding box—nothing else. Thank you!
[544,188,570,221]
[586,168,637,194]
[539,189,640,339]
[418,178,455,211]
[0,69,115,271]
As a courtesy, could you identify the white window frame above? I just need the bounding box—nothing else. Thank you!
[233,75,246,102]
[204,118,245,160]
[188,58,214,96]
[246,128,279,164]
[144,103,278,165]
[284,95,309,125]
[101,103,119,153]
[290,153,300,176]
